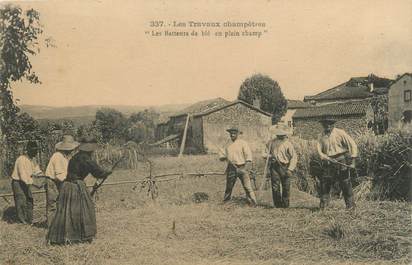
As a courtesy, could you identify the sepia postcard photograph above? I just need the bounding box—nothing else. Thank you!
[0,0,411,264]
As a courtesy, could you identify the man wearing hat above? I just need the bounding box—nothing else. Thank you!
[45,135,79,225]
[219,127,257,206]
[317,118,358,209]
[263,127,297,208]
[10,140,43,224]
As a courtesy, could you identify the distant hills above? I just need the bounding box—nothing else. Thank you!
[19,103,190,125]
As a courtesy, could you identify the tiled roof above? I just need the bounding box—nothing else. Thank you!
[171,97,230,117]
[293,101,370,119]
[304,81,371,101]
[304,75,393,101]
[389,73,412,87]
[287,100,313,109]
[192,100,272,117]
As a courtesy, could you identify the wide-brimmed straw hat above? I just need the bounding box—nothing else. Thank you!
[78,136,98,152]
[319,118,336,125]
[273,128,290,136]
[55,135,80,151]
[226,127,241,133]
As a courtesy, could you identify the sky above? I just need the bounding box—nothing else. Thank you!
[5,0,412,107]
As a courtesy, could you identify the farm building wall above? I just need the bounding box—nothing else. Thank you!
[278,109,296,128]
[293,115,371,140]
[168,115,188,135]
[187,116,204,153]
[388,74,412,128]
[202,103,272,153]
[155,123,169,140]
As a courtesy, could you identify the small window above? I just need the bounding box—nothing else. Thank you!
[288,121,292,127]
[405,90,412,102]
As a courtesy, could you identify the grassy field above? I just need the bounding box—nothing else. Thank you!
[0,155,411,265]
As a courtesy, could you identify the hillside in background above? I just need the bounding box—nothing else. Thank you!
[19,103,191,125]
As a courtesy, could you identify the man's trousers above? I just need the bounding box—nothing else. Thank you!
[224,163,257,205]
[269,161,292,208]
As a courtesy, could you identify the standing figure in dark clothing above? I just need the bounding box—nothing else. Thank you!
[263,128,297,208]
[47,137,111,244]
[317,118,358,210]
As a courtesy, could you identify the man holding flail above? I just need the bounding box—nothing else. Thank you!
[263,127,297,208]
[219,127,257,206]
[317,118,358,210]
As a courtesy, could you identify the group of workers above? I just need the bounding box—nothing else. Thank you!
[10,135,111,245]
[219,117,358,210]
[10,110,409,245]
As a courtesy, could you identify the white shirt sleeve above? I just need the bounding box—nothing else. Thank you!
[242,141,253,162]
[340,130,358,158]
[46,153,68,181]
[16,157,34,185]
[287,143,298,171]
[317,141,329,160]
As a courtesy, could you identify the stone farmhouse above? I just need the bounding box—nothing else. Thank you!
[303,74,393,106]
[292,101,374,140]
[154,98,272,154]
[388,73,412,128]
[278,100,312,130]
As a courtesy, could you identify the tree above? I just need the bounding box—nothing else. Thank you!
[238,74,287,124]
[93,108,128,144]
[126,109,160,143]
[0,5,44,140]
[2,112,44,174]
[0,5,46,176]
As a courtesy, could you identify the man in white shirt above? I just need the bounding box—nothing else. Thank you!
[263,128,297,208]
[11,141,43,224]
[219,127,257,206]
[317,118,358,209]
[45,135,79,225]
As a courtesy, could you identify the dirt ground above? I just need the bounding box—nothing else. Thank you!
[0,155,411,265]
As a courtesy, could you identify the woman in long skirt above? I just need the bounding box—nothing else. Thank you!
[47,136,111,244]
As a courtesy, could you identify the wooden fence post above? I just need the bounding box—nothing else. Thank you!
[178,114,190,158]
[44,180,49,226]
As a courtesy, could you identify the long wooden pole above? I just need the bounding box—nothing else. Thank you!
[258,141,273,191]
[178,114,190,158]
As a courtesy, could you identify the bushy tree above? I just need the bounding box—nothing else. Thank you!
[0,5,44,139]
[2,112,45,174]
[0,5,46,175]
[93,108,128,144]
[126,109,160,144]
[238,74,287,124]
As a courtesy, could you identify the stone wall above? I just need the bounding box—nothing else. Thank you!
[293,115,370,140]
[388,74,412,128]
[202,103,272,153]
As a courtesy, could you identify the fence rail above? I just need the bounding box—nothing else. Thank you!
[0,171,230,199]
[0,170,263,224]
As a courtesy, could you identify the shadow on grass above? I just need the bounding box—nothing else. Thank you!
[290,205,321,212]
[1,206,48,229]
[32,220,48,229]
[220,196,251,207]
[2,206,17,223]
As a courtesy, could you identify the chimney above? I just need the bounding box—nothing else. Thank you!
[253,98,261,109]
[369,82,374,92]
